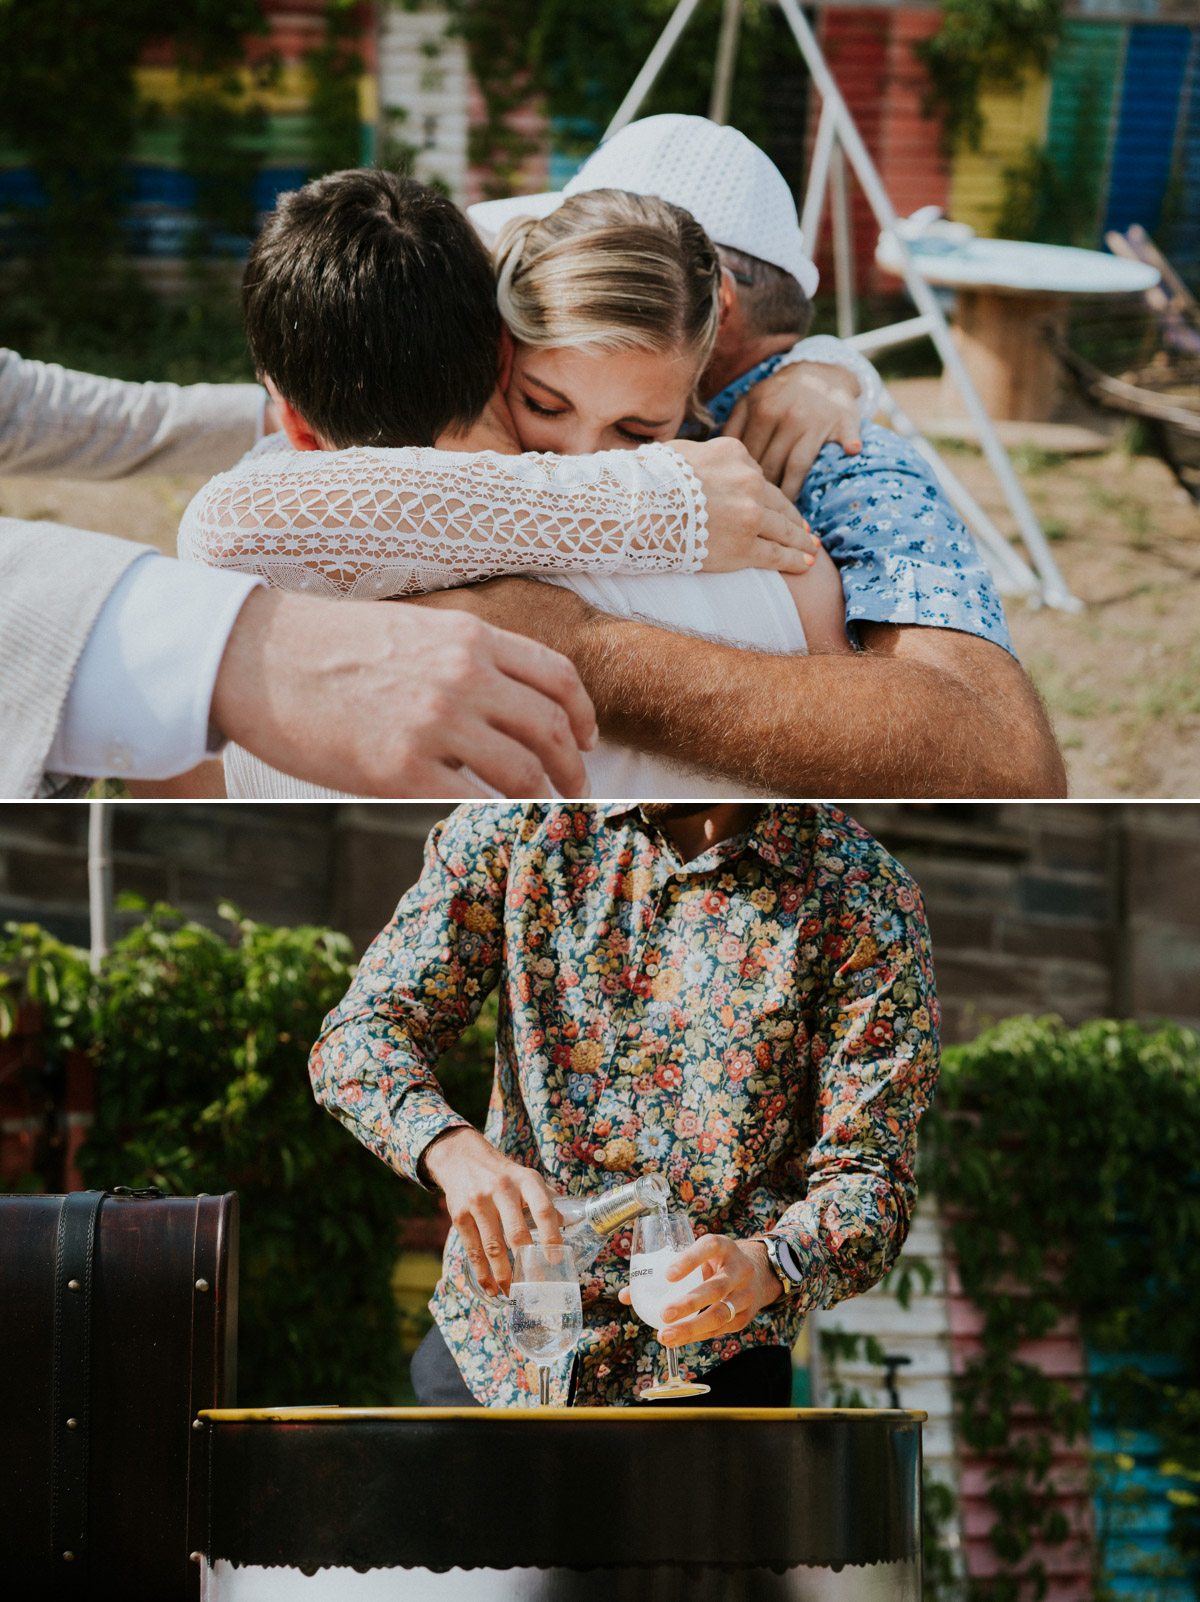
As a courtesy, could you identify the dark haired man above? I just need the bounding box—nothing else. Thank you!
[0,345,596,799]
[241,169,503,450]
[310,801,940,1407]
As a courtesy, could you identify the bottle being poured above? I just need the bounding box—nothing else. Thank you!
[466,1173,670,1307]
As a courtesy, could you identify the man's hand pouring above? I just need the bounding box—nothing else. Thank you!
[421,1127,564,1298]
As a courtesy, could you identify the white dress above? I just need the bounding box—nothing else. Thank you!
[178,436,805,799]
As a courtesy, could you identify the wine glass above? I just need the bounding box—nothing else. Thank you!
[628,1211,712,1400]
[509,1243,583,1407]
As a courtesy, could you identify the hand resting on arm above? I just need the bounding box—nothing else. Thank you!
[211,587,598,799]
[724,360,866,501]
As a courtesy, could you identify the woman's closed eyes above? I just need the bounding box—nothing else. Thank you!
[506,348,693,455]
[516,387,657,445]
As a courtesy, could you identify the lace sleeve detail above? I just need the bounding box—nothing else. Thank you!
[178,438,707,599]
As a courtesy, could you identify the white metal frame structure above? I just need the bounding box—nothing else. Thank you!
[603,0,1081,610]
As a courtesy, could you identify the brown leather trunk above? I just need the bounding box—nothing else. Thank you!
[0,1188,238,1601]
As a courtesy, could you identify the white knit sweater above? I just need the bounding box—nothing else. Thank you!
[0,348,264,796]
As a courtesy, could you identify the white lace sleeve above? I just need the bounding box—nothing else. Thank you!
[774,335,883,422]
[178,436,709,600]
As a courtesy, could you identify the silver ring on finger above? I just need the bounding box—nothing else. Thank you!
[721,1298,737,1324]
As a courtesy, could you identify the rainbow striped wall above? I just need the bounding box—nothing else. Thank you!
[0,0,377,259]
[814,6,1200,286]
[951,15,1200,263]
[5,4,1199,277]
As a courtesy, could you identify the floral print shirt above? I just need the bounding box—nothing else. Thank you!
[705,356,1016,655]
[310,803,940,1406]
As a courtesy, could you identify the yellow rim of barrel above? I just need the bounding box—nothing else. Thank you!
[199,1406,928,1423]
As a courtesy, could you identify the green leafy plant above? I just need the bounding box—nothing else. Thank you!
[446,0,779,198]
[76,901,411,1404]
[2,905,501,1404]
[915,0,1062,153]
[0,923,92,1044]
[0,925,93,1193]
[0,1,265,319]
[179,78,272,249]
[926,1015,1200,1600]
[306,0,366,176]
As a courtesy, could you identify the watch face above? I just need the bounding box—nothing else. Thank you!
[776,1239,802,1284]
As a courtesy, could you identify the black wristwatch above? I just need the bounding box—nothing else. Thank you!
[758,1233,804,1297]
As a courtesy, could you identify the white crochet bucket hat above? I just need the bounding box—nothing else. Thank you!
[469,113,820,298]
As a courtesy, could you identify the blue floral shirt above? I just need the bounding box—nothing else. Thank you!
[706,356,1015,654]
[310,804,941,1406]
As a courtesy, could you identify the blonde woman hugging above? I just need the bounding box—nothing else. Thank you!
[180,167,854,799]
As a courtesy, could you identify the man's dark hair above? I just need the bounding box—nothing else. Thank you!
[242,168,501,448]
[717,244,812,340]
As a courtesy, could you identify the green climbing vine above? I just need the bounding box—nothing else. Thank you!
[926,1015,1200,1600]
[0,905,501,1404]
[0,0,265,277]
[0,0,268,374]
[444,0,779,198]
[307,0,367,177]
[915,0,1062,153]
[0,0,376,376]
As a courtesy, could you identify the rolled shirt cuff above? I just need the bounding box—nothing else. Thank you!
[775,336,884,423]
[763,1223,833,1316]
[45,551,264,779]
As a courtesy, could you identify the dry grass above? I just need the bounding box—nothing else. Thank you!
[0,471,204,555]
[940,437,1200,797]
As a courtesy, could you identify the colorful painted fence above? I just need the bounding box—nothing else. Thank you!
[810,6,1200,290]
[952,13,1200,268]
[0,0,378,261]
[5,3,1200,287]
[816,1199,1199,1600]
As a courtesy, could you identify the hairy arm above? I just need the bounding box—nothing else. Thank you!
[413,579,1067,798]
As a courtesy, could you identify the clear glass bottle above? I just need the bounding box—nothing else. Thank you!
[467,1173,670,1304]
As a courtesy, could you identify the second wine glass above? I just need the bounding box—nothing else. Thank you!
[509,1243,583,1407]
[628,1211,712,1400]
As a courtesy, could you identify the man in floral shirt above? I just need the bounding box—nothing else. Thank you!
[310,802,940,1407]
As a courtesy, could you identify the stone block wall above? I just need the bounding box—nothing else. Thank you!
[2,803,1199,1039]
[0,803,442,954]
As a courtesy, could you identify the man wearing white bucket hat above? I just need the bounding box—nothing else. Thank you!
[470,113,880,496]
[441,115,1066,796]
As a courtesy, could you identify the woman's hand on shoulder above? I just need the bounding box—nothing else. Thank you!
[669,436,819,576]
[724,362,863,502]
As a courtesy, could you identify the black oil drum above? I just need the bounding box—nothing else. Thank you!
[199,1405,924,1601]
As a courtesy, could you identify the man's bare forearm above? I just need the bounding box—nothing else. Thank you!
[576,612,1063,796]
[412,580,1066,797]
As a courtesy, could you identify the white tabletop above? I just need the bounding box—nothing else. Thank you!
[876,233,1161,296]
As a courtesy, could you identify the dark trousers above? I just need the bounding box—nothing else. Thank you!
[410,1322,793,1407]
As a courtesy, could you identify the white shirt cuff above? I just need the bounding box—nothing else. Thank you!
[775,335,883,422]
[45,552,264,780]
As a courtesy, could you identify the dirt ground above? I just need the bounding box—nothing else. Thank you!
[4,410,1197,799]
[891,406,1200,800]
